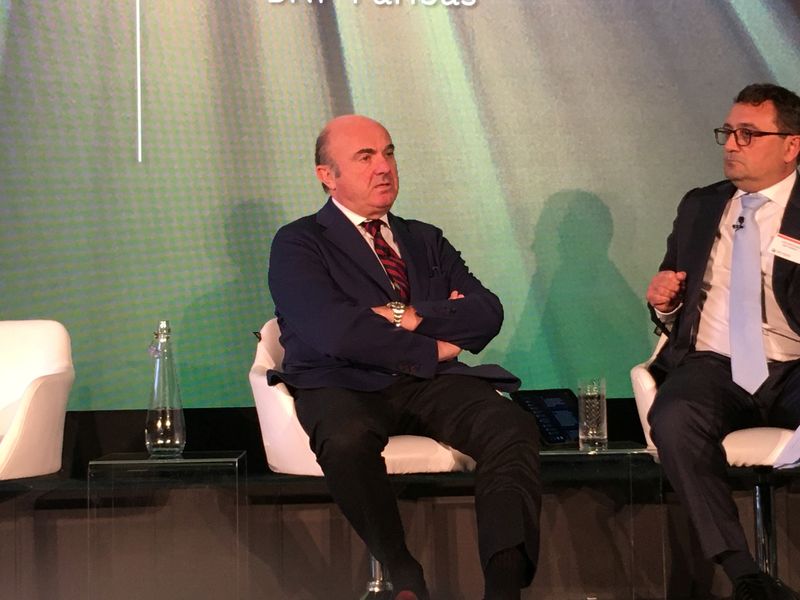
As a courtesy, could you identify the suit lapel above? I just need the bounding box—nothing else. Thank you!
[316,199,396,298]
[777,175,800,243]
[683,183,732,310]
[773,175,800,331]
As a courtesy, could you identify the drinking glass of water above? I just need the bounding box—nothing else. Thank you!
[578,377,607,452]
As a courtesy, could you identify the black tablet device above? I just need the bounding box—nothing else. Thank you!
[510,388,580,446]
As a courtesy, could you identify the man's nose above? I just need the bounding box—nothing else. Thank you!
[373,154,390,173]
[724,133,741,151]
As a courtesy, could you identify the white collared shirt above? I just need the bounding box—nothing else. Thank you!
[330,197,403,259]
[695,169,800,361]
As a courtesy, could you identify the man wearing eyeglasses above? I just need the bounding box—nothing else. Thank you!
[645,83,800,600]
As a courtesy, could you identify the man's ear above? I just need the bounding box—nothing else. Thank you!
[786,135,800,163]
[316,164,335,192]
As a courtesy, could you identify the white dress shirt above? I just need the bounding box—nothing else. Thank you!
[694,170,800,361]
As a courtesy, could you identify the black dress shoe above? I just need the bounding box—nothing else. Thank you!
[733,572,800,600]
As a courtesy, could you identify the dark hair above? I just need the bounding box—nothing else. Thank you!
[314,126,337,194]
[314,127,330,167]
[735,83,800,133]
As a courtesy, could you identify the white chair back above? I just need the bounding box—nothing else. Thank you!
[249,319,323,475]
[629,335,667,452]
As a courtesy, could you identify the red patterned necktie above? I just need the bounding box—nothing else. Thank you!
[362,220,410,303]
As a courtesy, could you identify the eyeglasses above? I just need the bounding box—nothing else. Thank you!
[714,127,795,146]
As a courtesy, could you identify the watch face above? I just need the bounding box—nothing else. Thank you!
[386,301,405,326]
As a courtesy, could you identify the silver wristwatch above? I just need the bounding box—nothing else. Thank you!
[386,301,406,327]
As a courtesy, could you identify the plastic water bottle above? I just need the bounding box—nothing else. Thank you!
[145,320,186,457]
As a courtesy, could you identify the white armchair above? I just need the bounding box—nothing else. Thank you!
[630,335,795,576]
[248,318,475,476]
[0,320,74,480]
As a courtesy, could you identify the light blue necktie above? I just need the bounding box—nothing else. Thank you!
[729,193,769,394]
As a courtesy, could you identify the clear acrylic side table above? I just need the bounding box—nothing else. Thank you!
[87,451,247,600]
[536,446,665,600]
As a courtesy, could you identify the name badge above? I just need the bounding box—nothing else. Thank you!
[768,233,800,264]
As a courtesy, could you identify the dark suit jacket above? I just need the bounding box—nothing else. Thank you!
[650,174,800,376]
[267,199,520,392]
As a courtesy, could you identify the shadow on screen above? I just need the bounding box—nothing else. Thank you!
[179,200,281,409]
[504,189,652,395]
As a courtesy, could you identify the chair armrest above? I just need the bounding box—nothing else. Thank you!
[249,362,323,476]
[630,362,657,452]
[0,368,74,480]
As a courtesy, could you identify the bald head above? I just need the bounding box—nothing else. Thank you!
[315,115,389,167]
[313,115,399,219]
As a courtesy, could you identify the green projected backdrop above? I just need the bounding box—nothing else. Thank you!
[1,0,799,410]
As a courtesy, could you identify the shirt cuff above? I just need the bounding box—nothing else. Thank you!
[655,303,682,322]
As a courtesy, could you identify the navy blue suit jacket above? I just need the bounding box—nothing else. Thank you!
[267,199,520,392]
[650,175,800,375]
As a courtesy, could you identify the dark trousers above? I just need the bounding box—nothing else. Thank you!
[648,351,800,560]
[294,374,541,584]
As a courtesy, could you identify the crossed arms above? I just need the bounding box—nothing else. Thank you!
[268,218,504,380]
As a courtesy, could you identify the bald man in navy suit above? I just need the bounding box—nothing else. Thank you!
[267,115,541,600]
